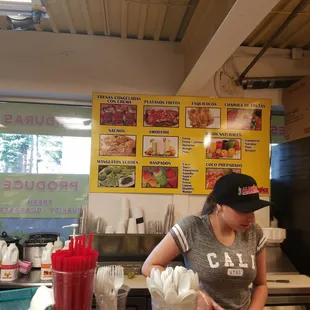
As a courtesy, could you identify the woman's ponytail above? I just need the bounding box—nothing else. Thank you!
[201,191,217,215]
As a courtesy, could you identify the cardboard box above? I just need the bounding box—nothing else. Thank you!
[283,75,310,141]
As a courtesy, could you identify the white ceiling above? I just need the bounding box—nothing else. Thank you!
[0,0,199,41]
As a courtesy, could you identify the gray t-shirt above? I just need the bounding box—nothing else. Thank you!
[170,215,267,310]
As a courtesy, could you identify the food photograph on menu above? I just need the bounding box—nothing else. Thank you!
[227,109,262,130]
[144,106,179,127]
[185,107,221,128]
[206,138,241,159]
[99,134,136,156]
[143,136,178,157]
[142,167,178,188]
[98,165,136,188]
[100,104,137,126]
[206,168,241,189]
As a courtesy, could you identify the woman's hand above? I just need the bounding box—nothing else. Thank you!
[197,290,224,310]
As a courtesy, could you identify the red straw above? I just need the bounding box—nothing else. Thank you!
[52,234,98,310]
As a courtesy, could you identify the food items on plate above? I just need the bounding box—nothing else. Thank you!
[206,139,241,159]
[100,135,136,156]
[144,108,179,127]
[227,109,262,130]
[98,165,135,187]
[144,138,176,157]
[142,167,178,188]
[187,107,214,128]
[100,104,137,126]
[206,168,241,189]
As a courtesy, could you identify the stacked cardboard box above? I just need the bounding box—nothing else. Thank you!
[283,76,310,141]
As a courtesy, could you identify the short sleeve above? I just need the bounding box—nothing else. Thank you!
[169,216,197,253]
[255,224,267,255]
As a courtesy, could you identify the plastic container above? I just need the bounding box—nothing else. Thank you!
[0,243,19,281]
[63,240,71,250]
[95,285,130,310]
[0,240,7,265]
[53,268,95,310]
[53,237,63,252]
[0,287,39,310]
[41,242,54,280]
[151,298,197,310]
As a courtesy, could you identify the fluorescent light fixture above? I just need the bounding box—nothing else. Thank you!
[55,117,92,131]
[0,124,5,128]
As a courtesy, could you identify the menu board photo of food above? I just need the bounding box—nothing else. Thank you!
[98,165,136,188]
[142,167,178,188]
[99,135,136,156]
[91,93,271,195]
[227,109,262,130]
[144,106,179,127]
[186,107,221,128]
[206,168,241,189]
[143,136,178,157]
[206,138,241,160]
[100,104,137,126]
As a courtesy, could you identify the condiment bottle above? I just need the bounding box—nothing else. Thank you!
[53,237,63,252]
[0,243,19,281]
[40,242,54,281]
[0,240,7,265]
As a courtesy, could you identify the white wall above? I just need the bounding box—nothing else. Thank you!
[0,31,184,97]
[2,32,296,229]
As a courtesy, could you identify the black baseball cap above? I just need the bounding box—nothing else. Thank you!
[213,173,273,213]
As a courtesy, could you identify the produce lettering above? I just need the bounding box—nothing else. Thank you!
[3,180,78,191]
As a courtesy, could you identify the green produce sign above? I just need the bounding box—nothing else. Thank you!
[0,174,89,218]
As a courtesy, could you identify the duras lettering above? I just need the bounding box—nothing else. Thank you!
[4,115,59,127]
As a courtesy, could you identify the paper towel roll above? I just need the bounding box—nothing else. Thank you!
[132,206,145,234]
[131,205,143,218]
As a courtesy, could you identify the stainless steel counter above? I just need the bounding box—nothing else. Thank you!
[1,270,310,306]
[0,270,52,289]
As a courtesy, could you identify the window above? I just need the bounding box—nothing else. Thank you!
[0,102,91,240]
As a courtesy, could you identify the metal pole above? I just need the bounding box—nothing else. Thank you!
[238,0,310,82]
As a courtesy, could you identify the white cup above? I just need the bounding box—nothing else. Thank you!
[120,218,128,229]
[116,222,126,234]
[105,226,114,234]
[127,218,137,234]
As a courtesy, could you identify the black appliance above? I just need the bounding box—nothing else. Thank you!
[271,136,310,276]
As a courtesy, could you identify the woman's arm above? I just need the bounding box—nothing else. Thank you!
[142,233,181,277]
[249,248,268,310]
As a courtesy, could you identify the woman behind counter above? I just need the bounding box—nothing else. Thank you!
[142,173,270,310]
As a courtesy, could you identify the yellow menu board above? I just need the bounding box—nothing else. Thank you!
[90,93,271,196]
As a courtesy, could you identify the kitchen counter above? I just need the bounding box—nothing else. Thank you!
[0,270,148,291]
[267,274,310,295]
[1,271,310,297]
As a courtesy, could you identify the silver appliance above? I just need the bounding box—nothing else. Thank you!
[264,228,310,309]
[23,232,59,268]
